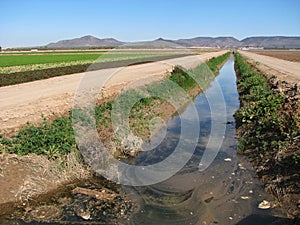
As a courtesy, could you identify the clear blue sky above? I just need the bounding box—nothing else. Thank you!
[1,0,299,47]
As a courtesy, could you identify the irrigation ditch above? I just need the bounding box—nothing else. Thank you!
[1,51,298,224]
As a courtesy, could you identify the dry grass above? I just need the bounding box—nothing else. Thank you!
[0,151,91,204]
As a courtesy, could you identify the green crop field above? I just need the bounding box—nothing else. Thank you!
[0,50,107,55]
[0,54,103,67]
[0,52,174,68]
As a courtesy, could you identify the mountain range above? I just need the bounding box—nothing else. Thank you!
[46,35,300,49]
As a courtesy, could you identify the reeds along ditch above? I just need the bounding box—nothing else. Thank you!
[0,52,230,159]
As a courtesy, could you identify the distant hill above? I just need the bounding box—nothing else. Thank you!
[174,37,242,48]
[45,35,300,49]
[126,38,182,48]
[46,35,124,48]
[240,36,300,48]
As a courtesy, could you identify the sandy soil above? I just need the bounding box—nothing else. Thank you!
[252,51,300,63]
[239,50,300,84]
[0,51,227,135]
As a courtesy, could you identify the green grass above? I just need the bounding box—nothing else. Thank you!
[207,52,231,74]
[0,116,75,159]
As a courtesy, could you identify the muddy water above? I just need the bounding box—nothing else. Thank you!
[123,56,287,225]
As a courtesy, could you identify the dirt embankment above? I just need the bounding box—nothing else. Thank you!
[236,51,300,220]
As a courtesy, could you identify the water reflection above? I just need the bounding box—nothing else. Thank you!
[124,56,285,225]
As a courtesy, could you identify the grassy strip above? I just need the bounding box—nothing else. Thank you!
[234,51,300,165]
[207,52,231,74]
[0,52,229,158]
[0,54,189,87]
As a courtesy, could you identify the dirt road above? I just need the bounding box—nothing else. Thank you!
[0,51,227,134]
[239,50,300,84]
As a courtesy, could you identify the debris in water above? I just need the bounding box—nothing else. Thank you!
[238,163,246,170]
[241,196,250,200]
[229,217,233,220]
[80,212,91,220]
[204,196,214,203]
[258,200,271,209]
[224,158,232,162]
[249,190,253,194]
[120,209,125,215]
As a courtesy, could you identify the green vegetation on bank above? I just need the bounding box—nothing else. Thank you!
[234,52,300,164]
[0,52,230,158]
[207,52,231,74]
[0,116,75,159]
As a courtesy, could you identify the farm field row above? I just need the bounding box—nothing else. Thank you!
[0,48,218,70]
[0,53,179,70]
[251,50,300,62]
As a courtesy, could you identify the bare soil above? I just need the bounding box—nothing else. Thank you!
[252,51,300,63]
